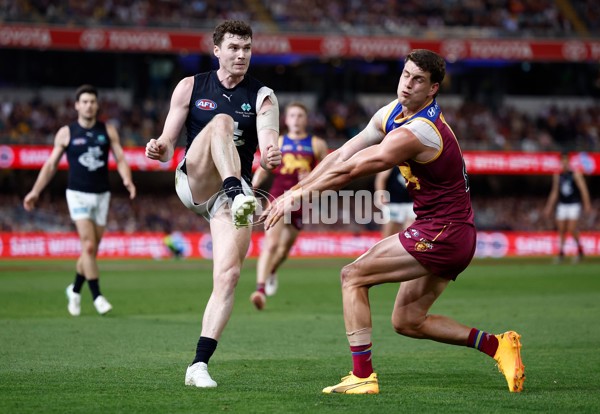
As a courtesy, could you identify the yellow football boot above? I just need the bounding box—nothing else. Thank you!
[322,372,379,394]
[493,331,525,392]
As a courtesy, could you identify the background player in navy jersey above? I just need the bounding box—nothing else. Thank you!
[23,84,136,316]
[145,20,281,388]
[250,102,328,310]
[265,50,524,394]
[544,152,592,263]
[374,166,416,238]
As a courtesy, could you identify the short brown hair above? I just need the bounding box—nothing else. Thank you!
[75,84,98,101]
[213,20,253,47]
[405,49,446,86]
[285,102,308,115]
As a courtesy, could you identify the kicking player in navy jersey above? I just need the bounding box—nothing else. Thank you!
[24,84,136,316]
[145,20,281,388]
[266,50,524,394]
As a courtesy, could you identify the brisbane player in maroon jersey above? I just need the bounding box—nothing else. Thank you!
[265,49,524,394]
[250,102,328,310]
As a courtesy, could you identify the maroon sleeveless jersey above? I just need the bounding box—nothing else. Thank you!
[383,99,473,224]
[270,134,317,198]
[383,99,476,280]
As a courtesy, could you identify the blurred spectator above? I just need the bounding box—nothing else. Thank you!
[2,94,599,152]
[0,0,587,36]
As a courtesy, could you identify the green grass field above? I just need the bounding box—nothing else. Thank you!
[1,257,599,413]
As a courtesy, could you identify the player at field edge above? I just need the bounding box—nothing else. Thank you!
[543,152,592,263]
[23,84,136,316]
[264,49,525,394]
[145,20,281,388]
[250,102,328,310]
[374,166,416,238]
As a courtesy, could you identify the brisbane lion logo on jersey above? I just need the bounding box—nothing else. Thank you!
[280,154,312,175]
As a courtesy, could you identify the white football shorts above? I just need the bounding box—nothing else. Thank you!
[556,202,581,221]
[175,158,253,221]
[65,189,111,226]
[387,202,416,224]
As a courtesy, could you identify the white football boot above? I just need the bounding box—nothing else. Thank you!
[65,284,81,316]
[93,295,113,315]
[185,362,217,388]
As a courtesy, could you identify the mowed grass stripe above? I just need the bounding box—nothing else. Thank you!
[1,258,599,413]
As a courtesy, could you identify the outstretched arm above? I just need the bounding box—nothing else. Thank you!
[23,126,69,211]
[146,77,193,162]
[108,123,136,200]
[543,174,559,218]
[292,105,389,191]
[374,168,393,204]
[574,171,592,213]
[265,127,429,229]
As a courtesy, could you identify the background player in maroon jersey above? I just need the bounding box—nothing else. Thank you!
[265,49,524,394]
[250,102,328,310]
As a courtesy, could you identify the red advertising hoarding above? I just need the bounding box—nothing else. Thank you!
[1,231,598,259]
[1,145,598,175]
[2,24,600,62]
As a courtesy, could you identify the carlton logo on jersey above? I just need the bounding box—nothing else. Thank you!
[195,99,217,111]
[78,146,105,171]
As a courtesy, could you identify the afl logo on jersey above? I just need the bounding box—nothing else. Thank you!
[195,99,217,111]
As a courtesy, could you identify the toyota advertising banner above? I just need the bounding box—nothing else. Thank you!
[1,231,599,259]
[2,24,600,61]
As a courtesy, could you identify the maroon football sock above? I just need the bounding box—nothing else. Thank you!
[467,328,499,357]
[350,343,373,378]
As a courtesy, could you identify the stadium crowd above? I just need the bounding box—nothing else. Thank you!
[1,94,598,152]
[3,0,596,36]
[264,0,575,36]
[1,1,598,237]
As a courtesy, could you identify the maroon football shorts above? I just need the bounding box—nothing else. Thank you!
[399,220,476,280]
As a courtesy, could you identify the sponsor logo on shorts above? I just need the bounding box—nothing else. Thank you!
[415,239,433,252]
[410,228,420,238]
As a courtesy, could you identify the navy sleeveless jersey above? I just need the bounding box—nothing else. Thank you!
[66,121,110,193]
[386,166,412,203]
[186,71,266,183]
[558,171,581,204]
